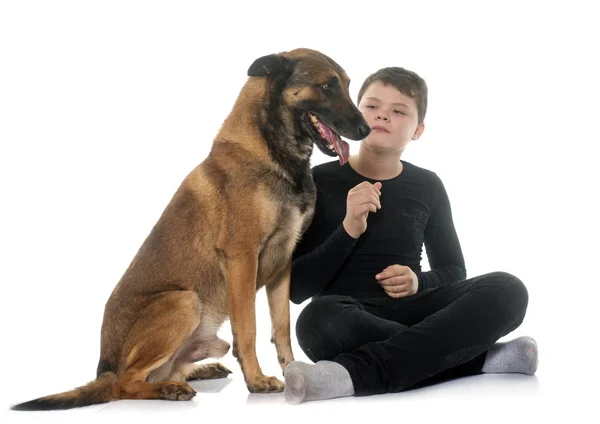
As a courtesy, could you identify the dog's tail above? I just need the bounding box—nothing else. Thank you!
[10,372,118,411]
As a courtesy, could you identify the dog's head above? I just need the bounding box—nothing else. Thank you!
[247,48,370,166]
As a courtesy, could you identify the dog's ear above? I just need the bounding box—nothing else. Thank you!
[247,54,293,77]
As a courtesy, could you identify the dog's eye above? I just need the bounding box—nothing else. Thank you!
[320,78,339,92]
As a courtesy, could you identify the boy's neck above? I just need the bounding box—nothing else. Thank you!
[349,148,404,181]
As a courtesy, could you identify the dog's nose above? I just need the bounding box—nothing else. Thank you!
[357,124,372,139]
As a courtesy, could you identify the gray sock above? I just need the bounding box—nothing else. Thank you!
[481,336,539,375]
[284,360,354,405]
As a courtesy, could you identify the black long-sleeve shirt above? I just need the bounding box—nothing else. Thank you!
[290,159,466,304]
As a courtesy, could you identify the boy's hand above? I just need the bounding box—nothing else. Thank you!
[376,265,419,298]
[343,181,382,239]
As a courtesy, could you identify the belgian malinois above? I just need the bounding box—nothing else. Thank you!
[11,47,370,410]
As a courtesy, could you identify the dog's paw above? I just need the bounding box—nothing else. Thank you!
[187,362,232,380]
[159,382,197,401]
[246,375,284,393]
[209,362,233,378]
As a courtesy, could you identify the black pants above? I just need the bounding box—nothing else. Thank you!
[295,272,529,396]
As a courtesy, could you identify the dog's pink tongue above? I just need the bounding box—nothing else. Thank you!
[332,134,350,166]
[321,124,350,166]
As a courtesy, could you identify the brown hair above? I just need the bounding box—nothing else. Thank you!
[357,67,428,125]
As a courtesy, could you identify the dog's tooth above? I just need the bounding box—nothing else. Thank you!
[310,114,318,123]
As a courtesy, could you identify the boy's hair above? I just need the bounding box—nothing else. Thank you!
[357,67,428,125]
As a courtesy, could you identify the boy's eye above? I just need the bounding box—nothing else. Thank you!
[393,110,405,114]
[366,105,376,109]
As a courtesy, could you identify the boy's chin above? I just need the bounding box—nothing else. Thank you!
[361,137,407,154]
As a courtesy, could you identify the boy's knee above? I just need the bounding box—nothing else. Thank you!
[295,295,359,360]
[483,271,529,320]
[493,271,527,301]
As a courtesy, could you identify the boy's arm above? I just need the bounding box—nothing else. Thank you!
[415,174,466,291]
[289,197,357,304]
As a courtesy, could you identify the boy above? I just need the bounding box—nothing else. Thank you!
[284,67,538,404]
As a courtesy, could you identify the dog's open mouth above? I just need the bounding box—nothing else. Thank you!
[309,113,350,166]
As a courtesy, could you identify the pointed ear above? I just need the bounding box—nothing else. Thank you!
[247,54,293,77]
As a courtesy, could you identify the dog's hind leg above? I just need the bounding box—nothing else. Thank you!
[116,291,201,401]
[185,363,232,380]
[161,362,231,382]
[170,336,233,381]
[266,263,295,374]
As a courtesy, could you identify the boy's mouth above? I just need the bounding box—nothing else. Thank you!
[371,125,390,133]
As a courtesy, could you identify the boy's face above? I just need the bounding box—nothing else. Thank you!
[358,81,424,154]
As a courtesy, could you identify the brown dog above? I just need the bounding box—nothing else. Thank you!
[11,47,370,410]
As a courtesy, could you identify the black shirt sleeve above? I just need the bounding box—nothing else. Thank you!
[289,195,357,304]
[415,173,467,291]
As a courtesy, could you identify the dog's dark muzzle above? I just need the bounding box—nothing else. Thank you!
[331,111,371,141]
[355,122,371,139]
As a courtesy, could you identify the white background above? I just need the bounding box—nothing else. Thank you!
[1,1,598,423]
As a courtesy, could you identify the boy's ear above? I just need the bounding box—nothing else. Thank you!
[412,123,425,140]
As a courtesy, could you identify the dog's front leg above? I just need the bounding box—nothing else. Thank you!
[226,251,284,393]
[266,262,294,375]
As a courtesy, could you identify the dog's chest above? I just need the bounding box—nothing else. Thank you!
[257,203,314,285]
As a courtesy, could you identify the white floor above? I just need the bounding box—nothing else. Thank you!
[1,363,591,424]
[2,307,596,424]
